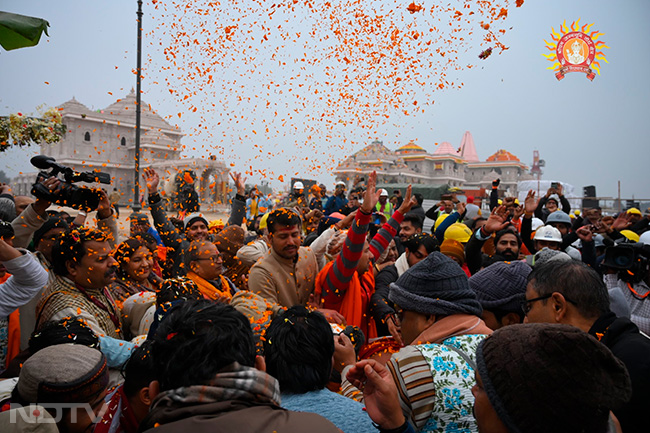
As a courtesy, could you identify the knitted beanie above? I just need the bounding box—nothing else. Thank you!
[389,252,482,317]
[440,239,465,265]
[475,323,632,433]
[183,212,208,230]
[468,261,531,314]
[17,344,108,404]
[533,247,571,267]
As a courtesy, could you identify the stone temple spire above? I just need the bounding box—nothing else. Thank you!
[460,131,479,162]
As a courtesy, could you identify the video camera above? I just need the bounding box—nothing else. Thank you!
[602,242,650,283]
[30,155,111,212]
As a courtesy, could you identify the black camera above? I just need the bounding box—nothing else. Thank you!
[30,155,111,212]
[602,242,650,283]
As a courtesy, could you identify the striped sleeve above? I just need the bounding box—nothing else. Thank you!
[323,211,371,297]
[340,365,365,402]
[387,346,435,430]
[369,210,404,260]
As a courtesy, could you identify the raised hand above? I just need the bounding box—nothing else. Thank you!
[524,190,538,216]
[360,171,379,214]
[484,205,511,235]
[96,189,113,218]
[456,201,466,216]
[576,225,593,243]
[612,212,633,231]
[397,185,416,215]
[333,333,357,373]
[512,204,525,220]
[229,171,246,196]
[143,167,160,194]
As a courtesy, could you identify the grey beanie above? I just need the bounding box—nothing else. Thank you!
[389,252,482,317]
[469,261,532,314]
[534,248,571,267]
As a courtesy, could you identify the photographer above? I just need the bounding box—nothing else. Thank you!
[603,236,650,335]
[534,183,571,223]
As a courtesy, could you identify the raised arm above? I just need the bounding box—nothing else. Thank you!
[369,185,416,260]
[321,172,378,298]
[144,167,183,250]
[227,171,247,227]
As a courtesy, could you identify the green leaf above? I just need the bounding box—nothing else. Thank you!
[0,11,50,51]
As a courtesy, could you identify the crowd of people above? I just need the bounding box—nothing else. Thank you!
[0,170,648,433]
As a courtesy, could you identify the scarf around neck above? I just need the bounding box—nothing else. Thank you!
[150,363,281,412]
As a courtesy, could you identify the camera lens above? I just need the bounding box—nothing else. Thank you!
[614,255,632,268]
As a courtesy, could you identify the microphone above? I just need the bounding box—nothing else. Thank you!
[31,155,63,171]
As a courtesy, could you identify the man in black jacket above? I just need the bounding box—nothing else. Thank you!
[524,260,650,433]
[465,205,522,275]
[370,233,438,344]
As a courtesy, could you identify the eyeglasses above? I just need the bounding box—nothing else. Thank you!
[194,253,223,264]
[521,293,577,315]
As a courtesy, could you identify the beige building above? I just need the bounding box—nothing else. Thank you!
[334,131,532,195]
[13,90,229,205]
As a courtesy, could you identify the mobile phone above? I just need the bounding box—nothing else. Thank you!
[551,182,559,189]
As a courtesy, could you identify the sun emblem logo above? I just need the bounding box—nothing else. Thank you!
[543,19,609,81]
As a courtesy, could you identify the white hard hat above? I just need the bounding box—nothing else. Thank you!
[335,181,346,187]
[533,225,562,243]
[639,231,650,245]
[379,189,389,197]
[293,181,304,190]
[531,217,544,232]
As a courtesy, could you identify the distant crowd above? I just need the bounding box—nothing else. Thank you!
[0,170,648,433]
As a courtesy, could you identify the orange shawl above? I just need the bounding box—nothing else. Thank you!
[315,261,377,339]
[186,271,232,302]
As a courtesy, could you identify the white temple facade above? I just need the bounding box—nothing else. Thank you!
[13,90,229,204]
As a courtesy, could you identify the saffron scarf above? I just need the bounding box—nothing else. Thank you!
[186,271,233,301]
[315,261,377,339]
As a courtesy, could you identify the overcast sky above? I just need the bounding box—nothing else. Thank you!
[1,0,649,200]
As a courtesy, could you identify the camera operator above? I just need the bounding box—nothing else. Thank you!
[9,178,118,349]
[603,235,650,335]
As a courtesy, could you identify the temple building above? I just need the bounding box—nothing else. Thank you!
[334,131,533,195]
[13,90,229,205]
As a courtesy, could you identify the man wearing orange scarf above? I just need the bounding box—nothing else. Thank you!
[315,172,416,340]
[185,240,238,303]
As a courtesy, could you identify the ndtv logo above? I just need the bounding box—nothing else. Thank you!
[8,403,103,424]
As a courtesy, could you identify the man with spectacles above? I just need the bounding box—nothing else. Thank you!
[370,233,439,344]
[184,240,237,303]
[523,259,650,433]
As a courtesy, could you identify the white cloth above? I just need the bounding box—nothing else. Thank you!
[0,251,49,318]
[395,252,410,277]
[236,239,270,267]
[605,274,650,335]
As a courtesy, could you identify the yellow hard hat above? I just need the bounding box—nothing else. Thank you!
[620,230,640,243]
[434,213,449,231]
[444,223,472,243]
[259,212,270,230]
[626,208,642,215]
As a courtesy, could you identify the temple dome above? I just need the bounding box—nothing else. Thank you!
[396,141,426,154]
[486,149,520,162]
[432,141,460,157]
